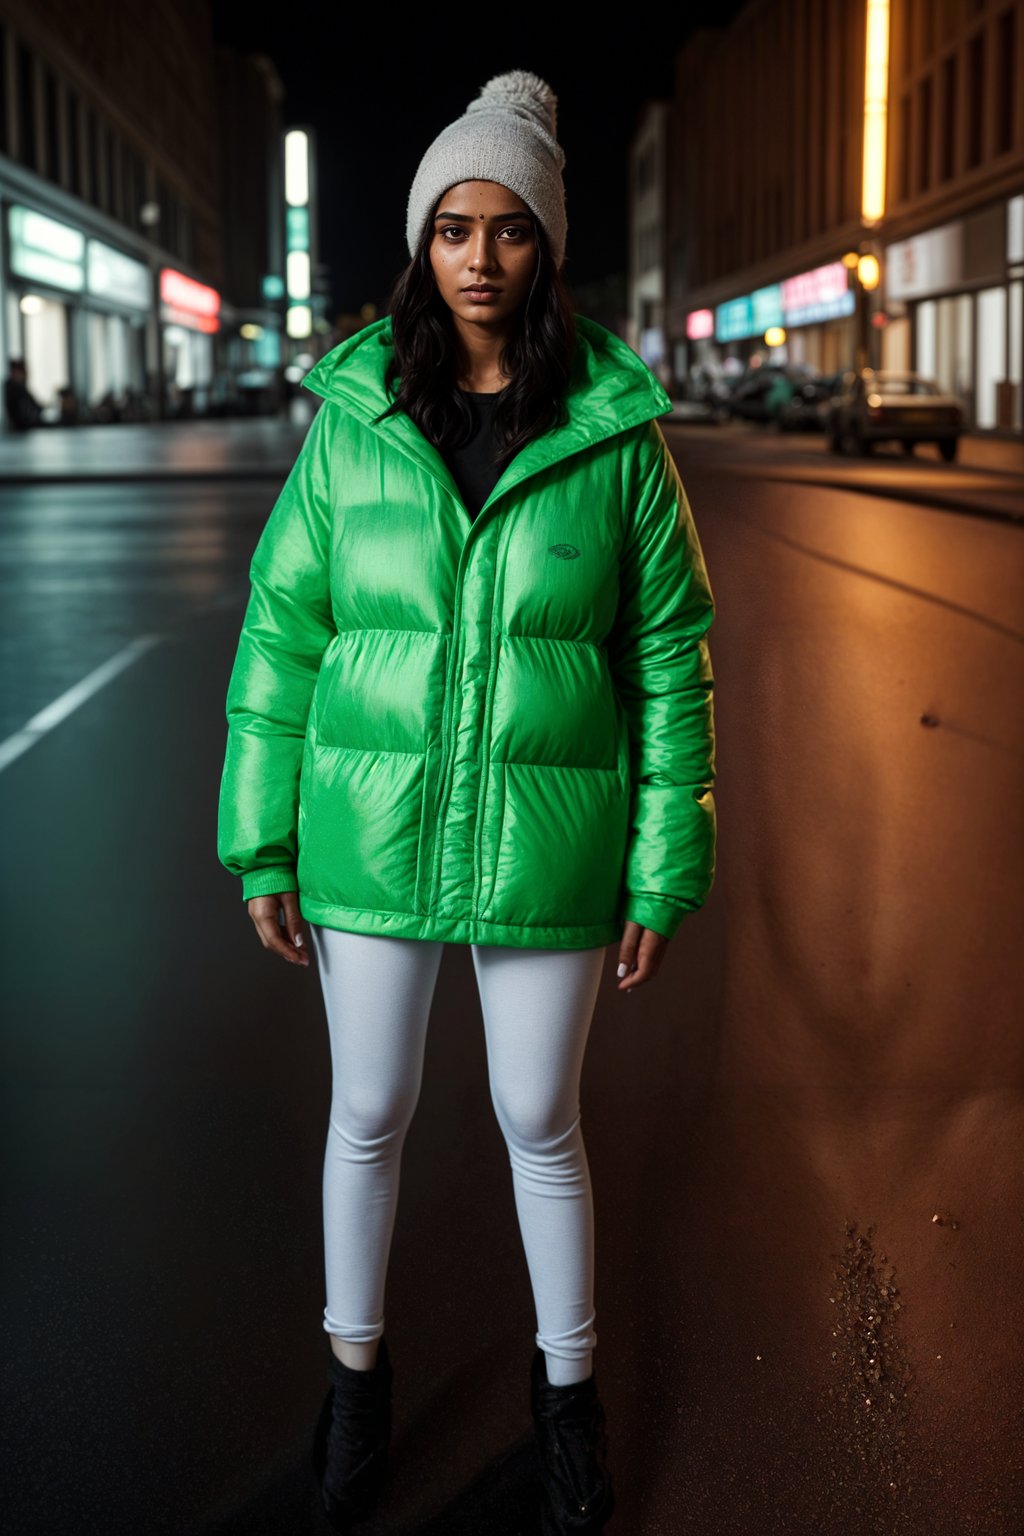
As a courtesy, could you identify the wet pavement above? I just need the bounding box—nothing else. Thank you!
[1,417,1022,1533]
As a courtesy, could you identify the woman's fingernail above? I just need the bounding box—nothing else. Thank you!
[617,963,628,977]
[294,933,304,947]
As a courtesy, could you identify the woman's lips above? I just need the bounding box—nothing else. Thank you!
[462,289,502,303]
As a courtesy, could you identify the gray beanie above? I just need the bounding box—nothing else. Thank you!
[405,69,568,269]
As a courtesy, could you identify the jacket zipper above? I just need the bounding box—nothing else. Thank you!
[428,616,463,909]
[427,490,502,915]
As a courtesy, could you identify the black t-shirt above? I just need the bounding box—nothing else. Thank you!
[440,390,506,522]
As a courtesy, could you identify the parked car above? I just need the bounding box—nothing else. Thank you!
[727,362,821,424]
[825,369,966,460]
[775,369,846,432]
[677,363,734,422]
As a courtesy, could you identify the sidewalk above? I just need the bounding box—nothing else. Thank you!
[0,412,317,484]
[1,413,1021,523]
[662,411,1024,525]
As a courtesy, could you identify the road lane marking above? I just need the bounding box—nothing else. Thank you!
[0,635,163,772]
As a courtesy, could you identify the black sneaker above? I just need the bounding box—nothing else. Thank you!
[311,1335,393,1530]
[530,1347,615,1533]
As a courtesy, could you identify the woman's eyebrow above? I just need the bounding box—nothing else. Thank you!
[433,210,532,222]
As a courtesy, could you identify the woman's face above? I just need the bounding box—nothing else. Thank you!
[428,180,538,325]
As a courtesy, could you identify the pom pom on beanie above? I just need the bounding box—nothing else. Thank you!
[405,69,568,268]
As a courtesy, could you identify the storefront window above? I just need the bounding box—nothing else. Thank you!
[19,294,69,415]
[975,285,1006,429]
[917,298,936,380]
[1008,281,1022,432]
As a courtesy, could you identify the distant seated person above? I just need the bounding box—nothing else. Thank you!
[59,385,83,426]
[4,359,44,431]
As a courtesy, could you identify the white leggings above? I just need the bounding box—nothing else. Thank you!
[308,925,608,1386]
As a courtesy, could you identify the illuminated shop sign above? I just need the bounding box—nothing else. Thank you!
[686,309,715,340]
[752,285,783,330]
[8,205,85,291]
[716,285,782,341]
[716,296,753,341]
[286,206,309,253]
[782,261,855,325]
[714,264,854,340]
[87,241,150,311]
[285,129,312,340]
[159,268,221,334]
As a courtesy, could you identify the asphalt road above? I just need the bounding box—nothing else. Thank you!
[2,419,1022,1535]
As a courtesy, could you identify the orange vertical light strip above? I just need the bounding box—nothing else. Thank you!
[862,0,890,224]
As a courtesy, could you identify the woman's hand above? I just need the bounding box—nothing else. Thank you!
[247,891,311,968]
[616,920,667,993]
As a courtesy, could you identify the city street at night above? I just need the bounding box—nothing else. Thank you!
[3,2,1023,1531]
[2,414,1021,1533]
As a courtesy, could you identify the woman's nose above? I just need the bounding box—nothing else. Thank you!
[468,236,498,270]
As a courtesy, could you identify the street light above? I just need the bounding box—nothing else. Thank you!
[845,244,883,371]
[857,254,880,290]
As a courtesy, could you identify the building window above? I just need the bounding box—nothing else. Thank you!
[921,0,935,59]
[635,145,656,196]
[899,92,911,201]
[93,115,108,212]
[918,75,933,191]
[16,40,35,171]
[995,8,1015,155]
[0,25,8,158]
[123,144,144,234]
[158,177,176,255]
[967,31,985,168]
[67,92,82,199]
[106,124,119,219]
[84,105,98,205]
[941,0,961,43]
[43,66,60,184]
[940,54,957,180]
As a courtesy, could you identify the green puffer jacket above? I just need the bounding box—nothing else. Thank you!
[217,313,716,949]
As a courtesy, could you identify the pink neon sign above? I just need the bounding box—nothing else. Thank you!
[160,268,221,322]
[781,261,850,311]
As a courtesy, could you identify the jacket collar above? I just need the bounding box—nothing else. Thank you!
[299,312,672,517]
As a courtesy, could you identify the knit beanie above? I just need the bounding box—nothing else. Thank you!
[405,69,568,269]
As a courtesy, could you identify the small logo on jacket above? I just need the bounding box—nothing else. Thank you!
[548,543,581,560]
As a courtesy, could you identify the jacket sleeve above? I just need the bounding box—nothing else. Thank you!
[217,400,337,901]
[607,417,717,941]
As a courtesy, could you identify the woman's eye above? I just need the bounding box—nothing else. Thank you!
[439,225,529,240]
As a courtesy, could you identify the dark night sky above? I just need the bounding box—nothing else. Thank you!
[209,4,750,316]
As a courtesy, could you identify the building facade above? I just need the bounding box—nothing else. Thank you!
[0,0,307,429]
[881,0,1022,430]
[627,100,671,385]
[646,0,1023,434]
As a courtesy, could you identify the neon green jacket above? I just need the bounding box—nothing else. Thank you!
[217,313,716,949]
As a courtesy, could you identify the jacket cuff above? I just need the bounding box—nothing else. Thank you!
[623,894,687,942]
[241,866,299,900]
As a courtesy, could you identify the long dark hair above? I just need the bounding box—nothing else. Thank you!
[374,196,577,471]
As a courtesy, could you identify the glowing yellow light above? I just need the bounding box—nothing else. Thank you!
[867,393,882,406]
[764,326,786,347]
[841,251,861,268]
[862,0,890,224]
[858,253,881,289]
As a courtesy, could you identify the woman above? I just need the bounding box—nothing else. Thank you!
[217,70,716,1535]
